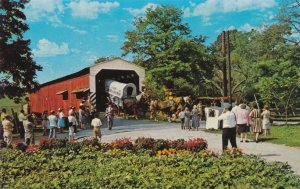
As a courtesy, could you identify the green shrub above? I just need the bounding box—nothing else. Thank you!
[0,148,299,188]
[153,139,170,152]
[134,137,156,151]
[38,138,68,150]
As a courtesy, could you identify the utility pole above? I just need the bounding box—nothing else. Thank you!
[221,31,228,97]
[226,31,232,105]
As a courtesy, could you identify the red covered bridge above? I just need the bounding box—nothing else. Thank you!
[29,58,145,114]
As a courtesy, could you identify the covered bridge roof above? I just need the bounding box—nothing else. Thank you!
[37,67,90,88]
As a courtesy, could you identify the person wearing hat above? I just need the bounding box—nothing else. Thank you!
[217,104,237,150]
[48,110,57,138]
[23,114,35,145]
[2,115,13,146]
[105,103,115,130]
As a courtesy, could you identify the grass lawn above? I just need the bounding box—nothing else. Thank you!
[0,97,25,113]
[205,125,300,148]
[0,97,18,106]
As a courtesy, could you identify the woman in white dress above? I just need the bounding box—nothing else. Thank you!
[261,105,271,136]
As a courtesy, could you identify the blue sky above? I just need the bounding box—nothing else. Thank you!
[24,0,280,83]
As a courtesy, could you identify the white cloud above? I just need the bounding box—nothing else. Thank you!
[33,39,70,57]
[48,15,87,35]
[202,16,212,26]
[265,11,275,20]
[215,23,259,33]
[25,0,63,21]
[106,35,119,42]
[189,1,196,7]
[82,51,98,64]
[183,0,277,17]
[98,1,120,13]
[73,29,88,35]
[68,0,120,19]
[183,7,192,17]
[48,15,63,25]
[239,23,258,32]
[124,3,158,16]
[120,19,127,23]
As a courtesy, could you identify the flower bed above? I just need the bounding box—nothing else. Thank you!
[1,137,208,155]
[0,138,299,188]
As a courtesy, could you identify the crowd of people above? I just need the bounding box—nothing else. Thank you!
[0,101,117,147]
[149,97,204,123]
[218,101,272,150]
[0,96,272,150]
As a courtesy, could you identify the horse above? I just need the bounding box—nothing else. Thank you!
[122,98,138,119]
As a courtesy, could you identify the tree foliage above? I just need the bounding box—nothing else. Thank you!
[209,30,257,97]
[278,0,300,45]
[122,6,213,96]
[255,27,297,109]
[209,23,300,116]
[0,0,42,101]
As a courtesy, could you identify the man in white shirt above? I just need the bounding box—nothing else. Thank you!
[217,104,237,150]
[91,114,102,141]
[105,104,114,130]
[48,110,57,139]
[231,101,240,116]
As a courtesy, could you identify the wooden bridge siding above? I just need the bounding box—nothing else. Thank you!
[29,74,89,115]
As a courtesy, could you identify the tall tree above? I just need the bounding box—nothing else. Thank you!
[278,0,300,45]
[122,5,212,97]
[252,24,300,118]
[0,0,42,101]
[209,30,257,98]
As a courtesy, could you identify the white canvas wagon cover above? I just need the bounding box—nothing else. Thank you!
[105,80,137,98]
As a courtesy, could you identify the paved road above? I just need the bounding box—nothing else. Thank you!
[35,117,300,175]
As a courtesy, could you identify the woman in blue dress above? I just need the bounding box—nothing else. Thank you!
[57,108,65,133]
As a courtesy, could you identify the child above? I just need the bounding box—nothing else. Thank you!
[68,112,77,142]
[178,109,185,130]
[91,114,102,142]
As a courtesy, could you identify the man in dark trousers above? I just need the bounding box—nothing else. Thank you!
[217,104,237,150]
[105,103,115,130]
